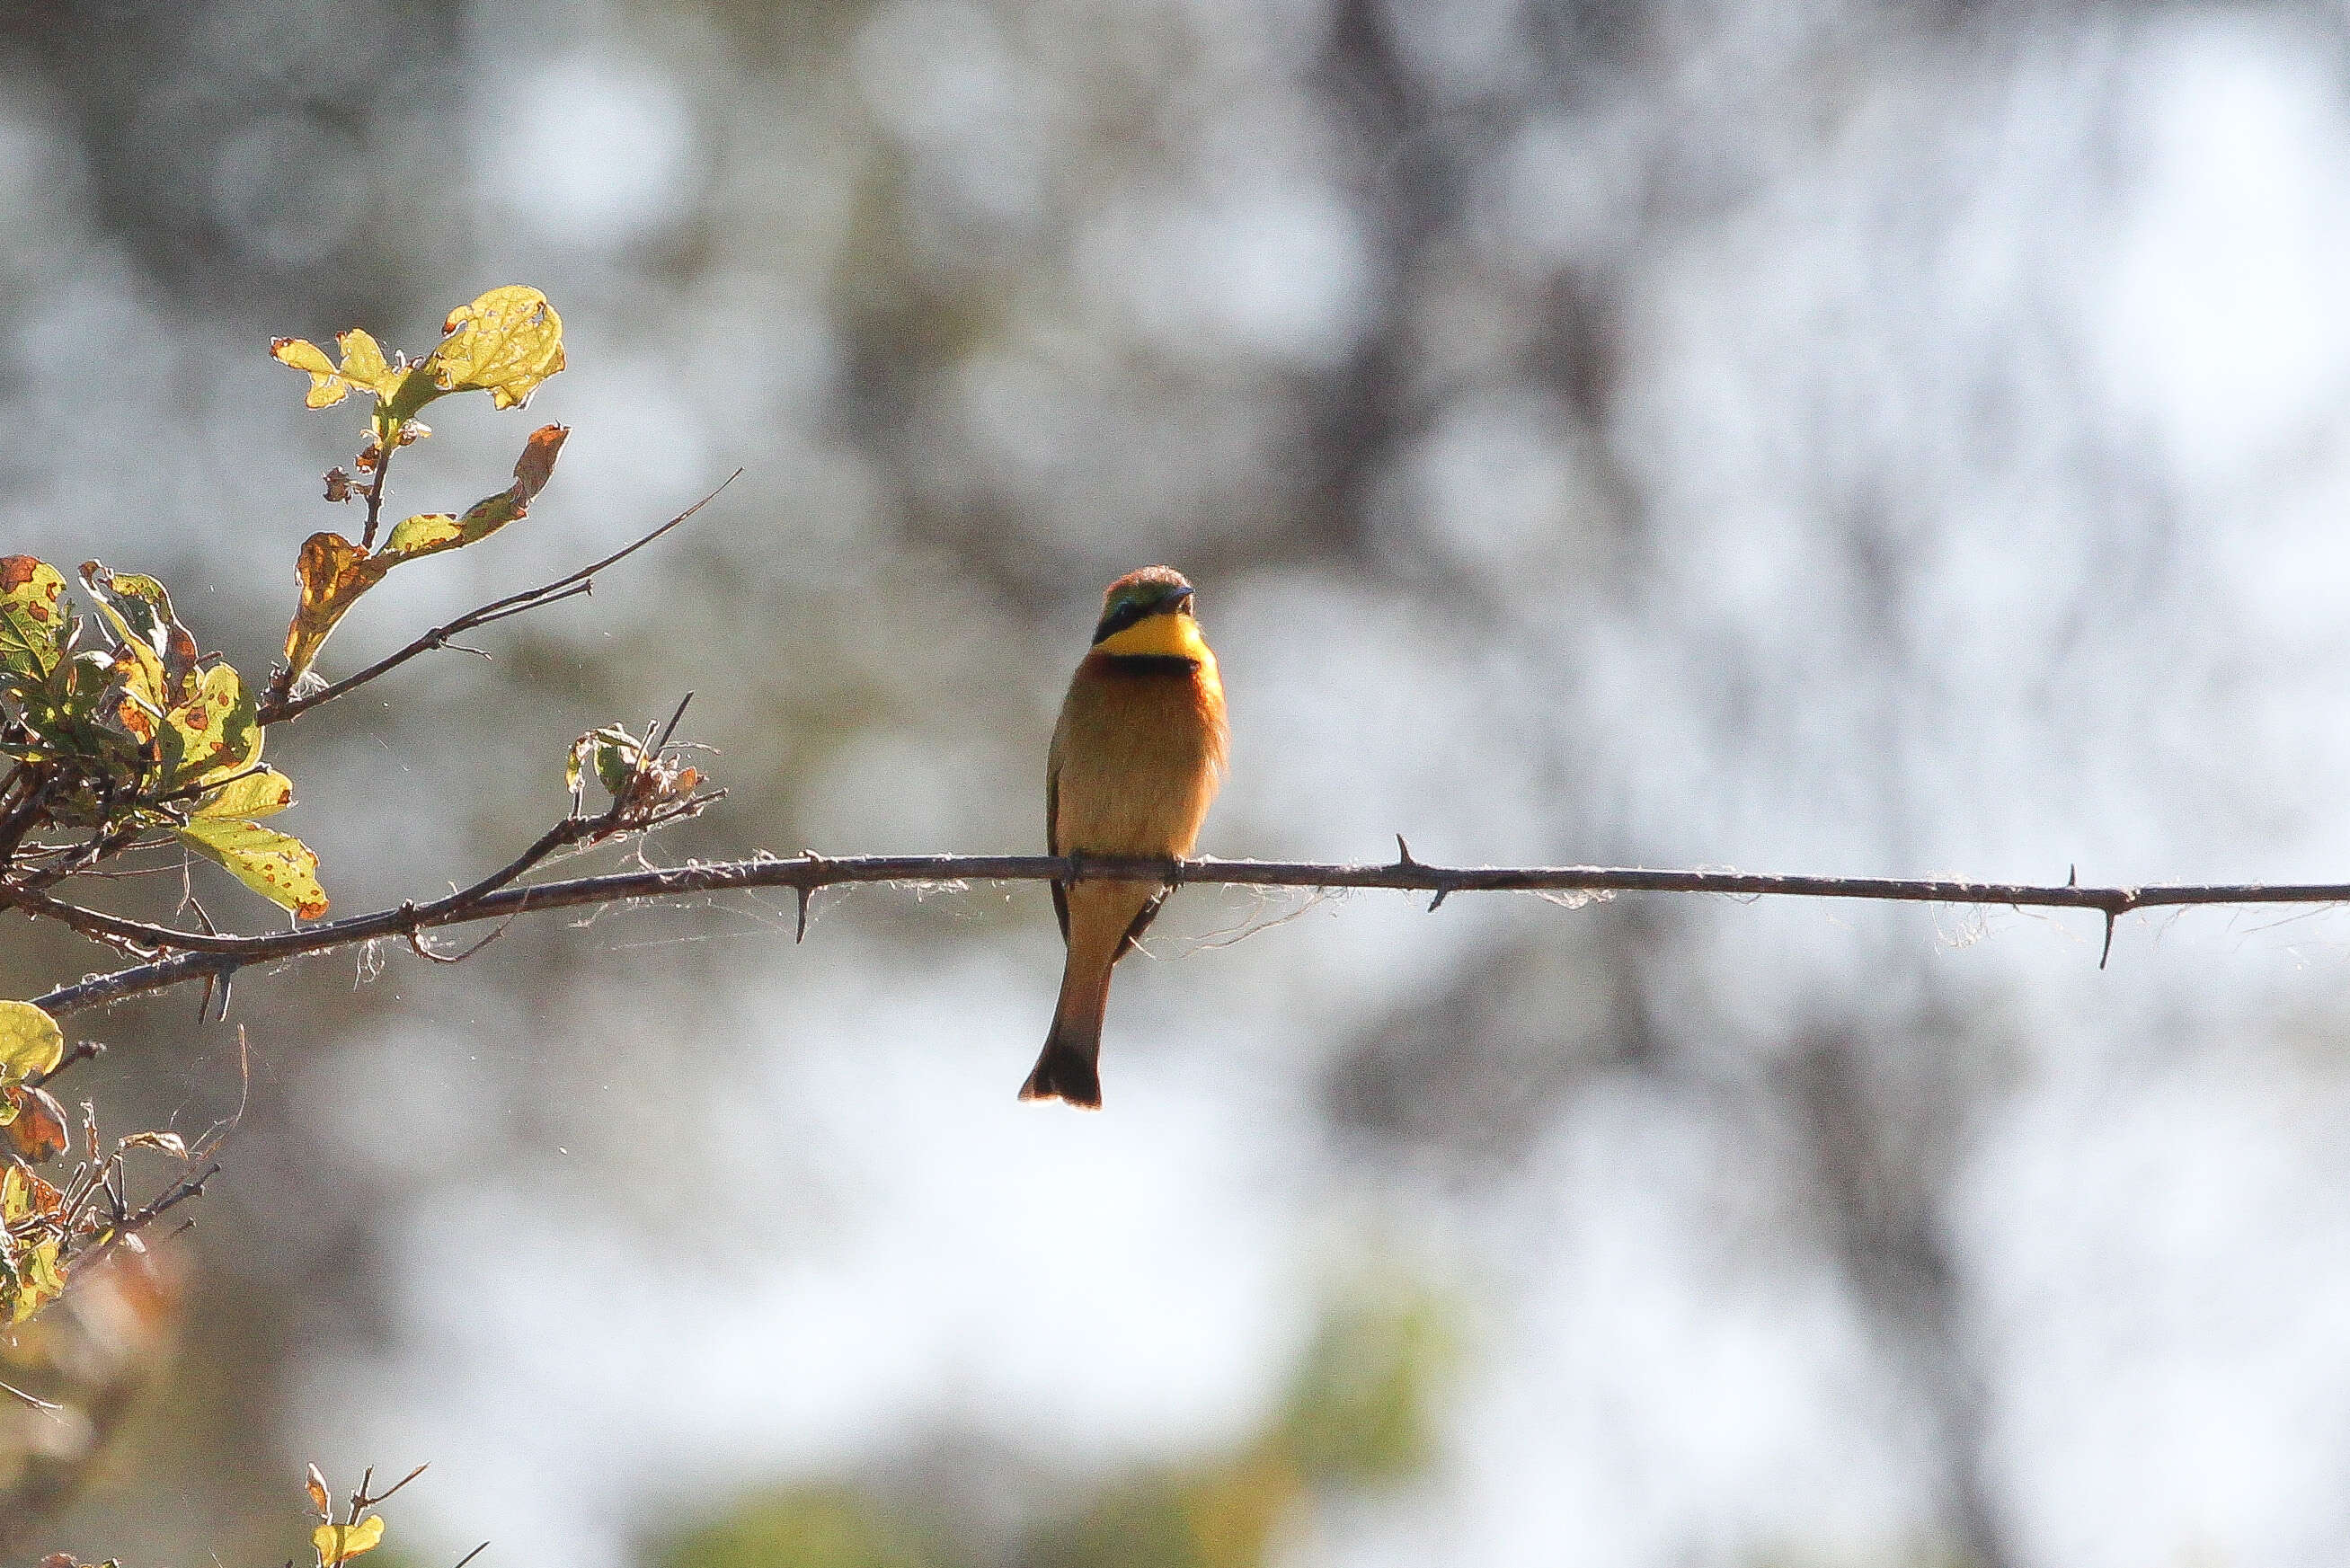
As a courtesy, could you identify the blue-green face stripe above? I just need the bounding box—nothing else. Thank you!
[1089,587,1189,646]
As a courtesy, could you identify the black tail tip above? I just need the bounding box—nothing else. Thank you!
[1019,1041,1103,1109]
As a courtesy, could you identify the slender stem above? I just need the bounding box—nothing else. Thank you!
[359,436,396,553]
[258,474,739,727]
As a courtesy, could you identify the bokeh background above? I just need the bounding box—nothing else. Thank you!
[3,0,2350,1563]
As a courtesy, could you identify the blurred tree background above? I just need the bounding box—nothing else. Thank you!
[4,0,2350,1564]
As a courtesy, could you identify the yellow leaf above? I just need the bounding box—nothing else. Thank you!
[0,556,67,679]
[281,532,391,686]
[0,1165,60,1223]
[107,640,168,743]
[381,423,570,567]
[330,330,403,399]
[196,766,295,819]
[0,1002,64,1081]
[270,330,409,411]
[271,337,351,409]
[427,286,565,409]
[313,1517,386,1565]
[6,1233,65,1324]
[81,561,201,704]
[175,817,328,919]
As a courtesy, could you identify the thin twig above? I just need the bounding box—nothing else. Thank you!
[28,1038,103,1089]
[360,436,398,553]
[27,849,2350,1017]
[258,474,740,727]
[0,1378,58,1413]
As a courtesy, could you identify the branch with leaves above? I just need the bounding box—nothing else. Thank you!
[0,288,592,1398]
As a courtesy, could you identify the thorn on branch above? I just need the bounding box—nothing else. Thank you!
[2099,909,2117,970]
[408,919,510,966]
[656,691,696,751]
[796,849,830,943]
[1395,834,1417,868]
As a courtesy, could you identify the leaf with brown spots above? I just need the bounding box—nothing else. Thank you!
[0,556,67,679]
[280,533,392,688]
[174,816,327,918]
[2,1085,69,1163]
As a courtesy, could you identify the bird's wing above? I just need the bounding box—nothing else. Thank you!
[1046,758,1069,943]
[1115,890,1167,961]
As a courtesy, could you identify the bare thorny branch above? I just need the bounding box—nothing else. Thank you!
[16,839,2348,1020]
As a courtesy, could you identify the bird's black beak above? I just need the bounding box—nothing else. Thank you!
[1164,585,1194,615]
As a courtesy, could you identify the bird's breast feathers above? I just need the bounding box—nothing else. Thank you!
[1051,640,1227,859]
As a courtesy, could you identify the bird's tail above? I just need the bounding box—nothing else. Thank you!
[1021,952,1113,1108]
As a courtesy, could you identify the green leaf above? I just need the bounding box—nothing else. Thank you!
[569,724,642,799]
[0,1001,64,1082]
[78,561,199,693]
[175,817,328,918]
[0,604,64,681]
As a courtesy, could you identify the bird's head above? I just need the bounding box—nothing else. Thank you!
[1090,566,1203,657]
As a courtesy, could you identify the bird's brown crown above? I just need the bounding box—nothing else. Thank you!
[1091,566,1197,649]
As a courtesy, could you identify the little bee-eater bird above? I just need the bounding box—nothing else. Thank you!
[1023,566,1228,1108]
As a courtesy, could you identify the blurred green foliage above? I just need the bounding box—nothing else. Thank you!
[655,1486,949,1568]
[653,1279,1453,1568]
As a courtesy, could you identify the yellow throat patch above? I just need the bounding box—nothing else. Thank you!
[1095,610,1210,660]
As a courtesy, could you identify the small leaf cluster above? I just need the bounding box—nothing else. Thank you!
[0,555,324,917]
[0,284,653,1554]
[0,283,581,1361]
[568,721,706,829]
[304,1461,457,1568]
[0,1001,190,1327]
[272,285,569,690]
